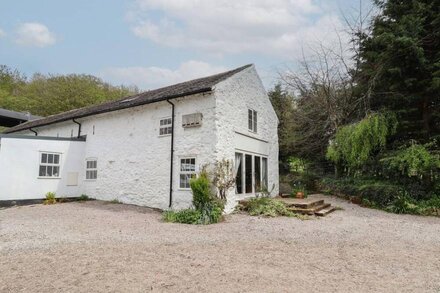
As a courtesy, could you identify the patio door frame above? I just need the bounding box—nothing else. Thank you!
[235,150,268,195]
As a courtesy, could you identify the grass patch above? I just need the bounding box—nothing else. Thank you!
[239,197,308,220]
[163,204,223,225]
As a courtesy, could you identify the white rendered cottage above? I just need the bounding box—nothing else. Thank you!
[0,64,279,211]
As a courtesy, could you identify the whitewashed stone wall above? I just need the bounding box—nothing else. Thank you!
[214,65,279,211]
[16,93,217,210]
[12,66,279,212]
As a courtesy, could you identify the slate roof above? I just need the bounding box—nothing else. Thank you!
[4,64,252,133]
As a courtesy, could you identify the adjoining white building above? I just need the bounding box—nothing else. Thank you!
[0,64,279,211]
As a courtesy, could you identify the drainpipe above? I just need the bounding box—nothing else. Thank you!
[167,100,175,208]
[72,118,82,138]
[29,128,38,136]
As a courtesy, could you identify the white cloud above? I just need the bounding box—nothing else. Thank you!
[15,22,56,47]
[100,60,228,89]
[0,28,5,38]
[128,0,347,57]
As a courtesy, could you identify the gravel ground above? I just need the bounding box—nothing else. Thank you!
[1,195,440,293]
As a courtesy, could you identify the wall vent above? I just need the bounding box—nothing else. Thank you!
[182,113,203,128]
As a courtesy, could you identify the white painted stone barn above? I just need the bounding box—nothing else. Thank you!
[0,64,279,211]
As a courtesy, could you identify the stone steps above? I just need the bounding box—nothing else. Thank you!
[277,196,337,217]
[315,206,337,216]
[288,203,331,215]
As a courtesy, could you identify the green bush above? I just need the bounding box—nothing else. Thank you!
[44,192,57,205]
[163,169,225,225]
[78,194,89,201]
[320,177,440,216]
[190,170,213,210]
[163,209,202,224]
[241,197,306,219]
[386,194,422,214]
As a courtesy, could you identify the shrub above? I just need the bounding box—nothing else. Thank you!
[78,194,89,201]
[190,170,213,210]
[386,194,422,214]
[241,197,306,219]
[320,177,440,216]
[163,209,202,224]
[163,168,225,225]
[44,192,56,205]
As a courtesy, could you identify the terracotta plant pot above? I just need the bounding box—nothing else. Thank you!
[296,191,305,199]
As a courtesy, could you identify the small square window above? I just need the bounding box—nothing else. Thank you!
[159,118,172,136]
[39,152,61,178]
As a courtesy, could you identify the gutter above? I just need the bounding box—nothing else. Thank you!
[5,88,213,134]
[29,128,38,136]
[167,100,175,208]
[72,118,82,138]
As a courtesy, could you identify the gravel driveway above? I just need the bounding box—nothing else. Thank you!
[1,195,439,293]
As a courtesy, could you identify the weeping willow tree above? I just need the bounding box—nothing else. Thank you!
[326,112,398,176]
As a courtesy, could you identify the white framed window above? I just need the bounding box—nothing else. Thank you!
[159,117,172,136]
[179,158,196,189]
[86,159,98,180]
[248,109,257,133]
[39,152,61,178]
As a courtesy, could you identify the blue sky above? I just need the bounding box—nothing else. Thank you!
[0,0,371,90]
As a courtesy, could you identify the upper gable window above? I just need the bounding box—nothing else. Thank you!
[248,109,257,133]
[159,118,172,136]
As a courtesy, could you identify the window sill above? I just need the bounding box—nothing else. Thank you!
[178,188,191,191]
[38,177,61,179]
[158,134,172,137]
[85,179,97,181]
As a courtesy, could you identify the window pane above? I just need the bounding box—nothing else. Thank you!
[48,154,54,164]
[47,166,53,176]
[181,158,195,171]
[54,155,60,164]
[245,154,252,193]
[180,174,189,188]
[235,153,243,194]
[248,110,253,130]
[253,111,257,133]
[93,170,98,179]
[39,166,46,176]
[262,158,268,189]
[53,166,59,177]
[255,156,261,192]
[41,153,47,163]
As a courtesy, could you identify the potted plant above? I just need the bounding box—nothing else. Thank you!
[296,190,305,199]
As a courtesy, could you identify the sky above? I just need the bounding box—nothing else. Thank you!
[0,0,371,90]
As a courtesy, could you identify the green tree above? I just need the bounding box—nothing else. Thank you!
[358,0,440,142]
[268,84,295,173]
[0,65,139,118]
